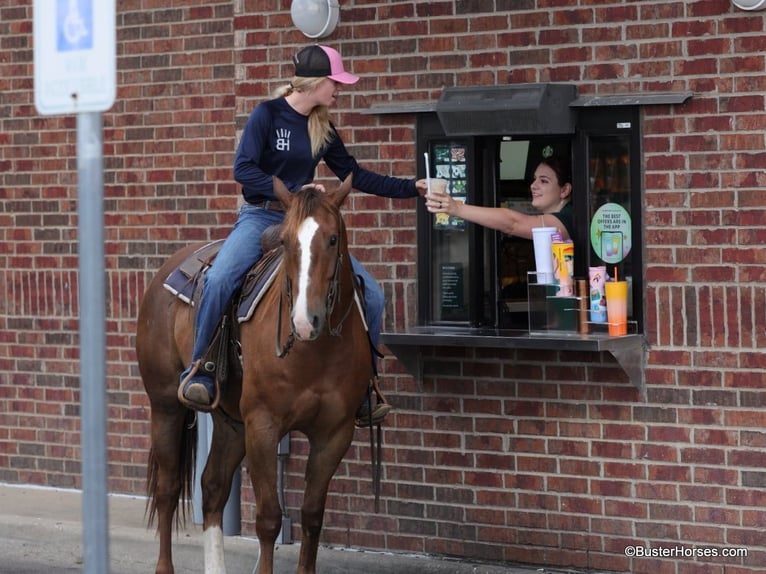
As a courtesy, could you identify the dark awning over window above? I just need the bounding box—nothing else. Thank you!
[435,84,577,136]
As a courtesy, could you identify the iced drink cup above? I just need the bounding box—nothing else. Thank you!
[429,178,448,193]
[605,280,628,336]
[429,178,450,225]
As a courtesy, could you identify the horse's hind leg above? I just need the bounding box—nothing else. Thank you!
[147,405,196,574]
[200,412,246,574]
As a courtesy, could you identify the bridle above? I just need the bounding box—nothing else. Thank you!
[275,209,355,357]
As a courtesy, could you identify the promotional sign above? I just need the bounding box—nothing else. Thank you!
[34,0,116,115]
[590,202,632,264]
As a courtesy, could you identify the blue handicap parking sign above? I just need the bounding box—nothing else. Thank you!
[56,0,93,52]
[35,0,115,114]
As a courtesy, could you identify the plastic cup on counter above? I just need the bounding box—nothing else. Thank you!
[551,241,574,296]
[531,226,557,284]
[605,280,628,336]
[588,266,607,322]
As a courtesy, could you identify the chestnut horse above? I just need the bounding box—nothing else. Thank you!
[135,176,372,574]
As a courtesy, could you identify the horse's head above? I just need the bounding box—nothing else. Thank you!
[273,175,353,341]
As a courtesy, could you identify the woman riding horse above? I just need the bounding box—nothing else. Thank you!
[178,44,428,427]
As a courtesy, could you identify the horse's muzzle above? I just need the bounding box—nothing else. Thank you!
[292,313,321,341]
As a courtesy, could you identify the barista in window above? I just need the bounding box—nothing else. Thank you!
[426,157,574,240]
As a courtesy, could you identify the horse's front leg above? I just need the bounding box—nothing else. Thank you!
[243,415,282,574]
[297,424,356,574]
[201,412,246,574]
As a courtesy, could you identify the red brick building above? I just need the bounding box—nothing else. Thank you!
[2,1,766,572]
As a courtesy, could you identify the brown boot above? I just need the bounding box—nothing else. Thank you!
[354,377,392,427]
[177,360,220,412]
[355,401,392,428]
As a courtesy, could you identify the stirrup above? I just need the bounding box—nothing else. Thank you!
[355,403,392,428]
[355,377,392,428]
[370,375,388,405]
[177,360,221,413]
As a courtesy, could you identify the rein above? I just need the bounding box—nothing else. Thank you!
[275,279,295,358]
[326,252,356,336]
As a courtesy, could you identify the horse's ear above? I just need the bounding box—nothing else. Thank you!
[273,176,292,208]
[331,174,353,208]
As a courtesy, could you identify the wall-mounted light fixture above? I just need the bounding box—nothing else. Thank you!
[290,0,340,39]
[732,0,766,10]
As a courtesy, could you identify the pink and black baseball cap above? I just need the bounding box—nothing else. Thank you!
[293,45,359,85]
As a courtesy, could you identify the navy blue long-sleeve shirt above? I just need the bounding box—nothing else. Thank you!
[234,97,418,203]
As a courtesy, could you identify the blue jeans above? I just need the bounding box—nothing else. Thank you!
[189,203,383,364]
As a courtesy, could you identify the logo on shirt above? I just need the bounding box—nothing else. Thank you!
[276,128,290,151]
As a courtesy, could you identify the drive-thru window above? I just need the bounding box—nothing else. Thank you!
[371,85,691,395]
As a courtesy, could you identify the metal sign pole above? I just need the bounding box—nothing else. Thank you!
[33,1,115,571]
[77,110,109,574]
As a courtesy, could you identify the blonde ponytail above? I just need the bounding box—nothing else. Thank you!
[273,76,334,157]
[306,105,333,157]
[272,83,294,98]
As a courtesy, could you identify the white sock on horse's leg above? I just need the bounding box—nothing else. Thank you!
[203,525,226,574]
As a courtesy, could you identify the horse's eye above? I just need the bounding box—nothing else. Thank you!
[329,235,338,247]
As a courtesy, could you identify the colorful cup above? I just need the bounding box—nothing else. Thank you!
[551,241,574,296]
[605,280,628,336]
[589,266,607,323]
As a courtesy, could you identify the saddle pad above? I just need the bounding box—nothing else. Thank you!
[163,240,225,304]
[236,248,283,323]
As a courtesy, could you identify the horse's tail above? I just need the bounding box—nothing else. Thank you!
[145,409,198,530]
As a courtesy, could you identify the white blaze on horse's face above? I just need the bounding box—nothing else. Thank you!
[292,216,320,340]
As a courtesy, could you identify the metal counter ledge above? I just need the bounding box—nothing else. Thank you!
[380,327,646,397]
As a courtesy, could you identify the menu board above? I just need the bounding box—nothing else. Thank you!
[432,143,467,231]
[440,263,465,312]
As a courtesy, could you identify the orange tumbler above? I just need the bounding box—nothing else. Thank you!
[604,281,628,336]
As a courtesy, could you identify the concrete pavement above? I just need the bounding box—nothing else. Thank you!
[0,483,586,573]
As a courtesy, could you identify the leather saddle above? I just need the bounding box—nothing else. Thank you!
[162,226,285,390]
[162,224,372,390]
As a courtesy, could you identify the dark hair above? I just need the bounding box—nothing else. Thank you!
[538,157,572,187]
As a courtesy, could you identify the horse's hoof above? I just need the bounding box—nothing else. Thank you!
[355,402,392,428]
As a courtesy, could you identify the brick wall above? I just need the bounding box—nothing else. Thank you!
[0,0,238,492]
[2,1,766,573]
